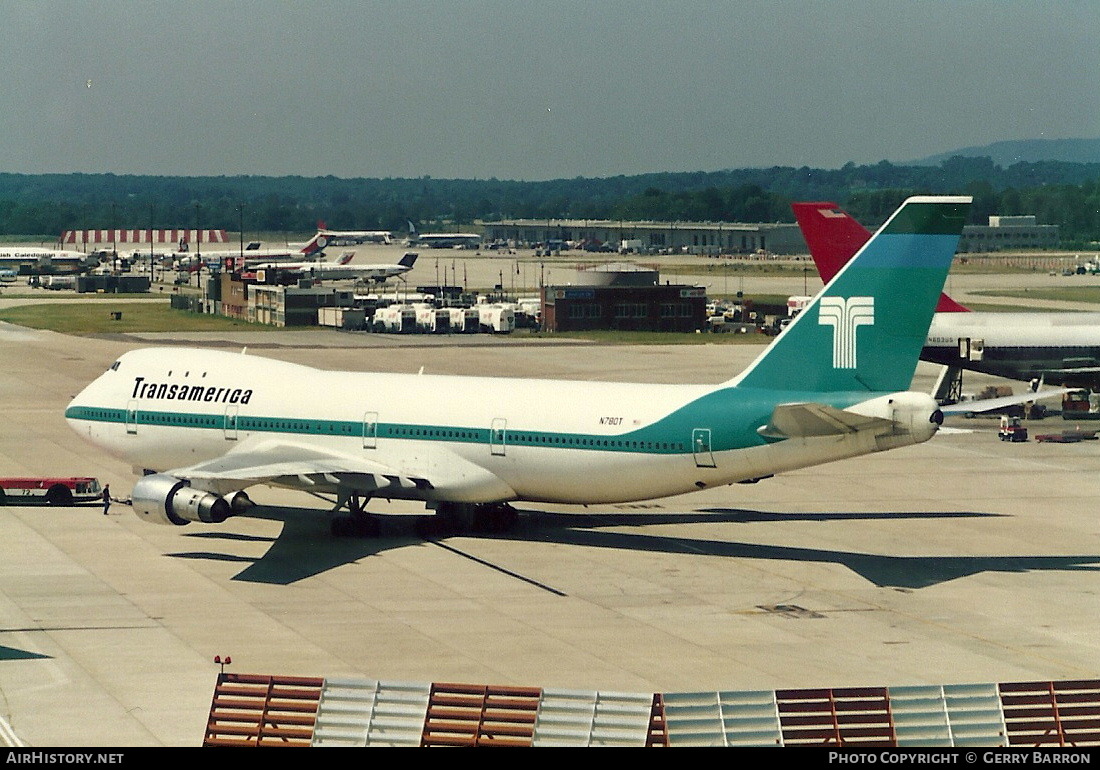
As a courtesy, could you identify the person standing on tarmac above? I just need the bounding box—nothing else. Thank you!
[102,484,111,516]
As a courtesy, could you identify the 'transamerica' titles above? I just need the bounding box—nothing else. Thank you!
[131,376,253,404]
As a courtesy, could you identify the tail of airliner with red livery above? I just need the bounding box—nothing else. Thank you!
[793,201,970,313]
[299,231,328,257]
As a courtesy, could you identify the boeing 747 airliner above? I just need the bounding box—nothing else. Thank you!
[67,196,970,535]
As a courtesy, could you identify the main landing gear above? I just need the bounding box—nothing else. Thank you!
[329,493,381,537]
[418,501,519,537]
[328,494,519,538]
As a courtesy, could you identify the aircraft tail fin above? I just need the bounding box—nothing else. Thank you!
[399,251,418,268]
[301,231,328,256]
[733,196,971,394]
[793,201,969,313]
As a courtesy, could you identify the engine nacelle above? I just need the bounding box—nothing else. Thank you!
[131,474,232,526]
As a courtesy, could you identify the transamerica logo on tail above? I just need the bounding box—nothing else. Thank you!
[818,296,875,369]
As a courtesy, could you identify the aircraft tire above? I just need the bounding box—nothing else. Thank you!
[417,502,519,537]
[474,503,518,533]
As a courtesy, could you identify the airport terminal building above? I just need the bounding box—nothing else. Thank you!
[482,218,807,256]
[959,215,1059,252]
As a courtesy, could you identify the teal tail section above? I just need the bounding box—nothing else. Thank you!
[733,195,971,393]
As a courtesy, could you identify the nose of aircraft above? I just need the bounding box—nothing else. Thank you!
[65,381,93,426]
[65,367,108,434]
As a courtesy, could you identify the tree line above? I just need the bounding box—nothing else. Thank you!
[2,155,1099,245]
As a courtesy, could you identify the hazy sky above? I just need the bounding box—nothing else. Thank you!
[2,0,1097,181]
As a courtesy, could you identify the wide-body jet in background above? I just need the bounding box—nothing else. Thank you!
[793,201,1100,400]
[67,197,969,536]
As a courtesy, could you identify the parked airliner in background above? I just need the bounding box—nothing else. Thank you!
[175,227,403,272]
[67,197,972,536]
[0,247,97,275]
[172,230,337,271]
[250,251,355,273]
[253,251,419,283]
[406,221,481,250]
[793,201,1100,400]
[313,225,393,245]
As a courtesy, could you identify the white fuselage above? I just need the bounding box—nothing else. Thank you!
[0,247,93,273]
[66,348,934,506]
[293,263,410,282]
[924,311,1100,383]
[928,311,1100,348]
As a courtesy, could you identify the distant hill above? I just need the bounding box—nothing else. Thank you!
[911,138,1100,167]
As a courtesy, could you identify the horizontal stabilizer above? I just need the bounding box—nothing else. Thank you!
[758,402,893,440]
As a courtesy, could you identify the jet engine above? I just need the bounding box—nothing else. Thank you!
[131,473,232,526]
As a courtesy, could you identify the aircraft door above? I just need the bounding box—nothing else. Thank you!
[490,418,507,457]
[692,428,716,468]
[363,411,378,449]
[223,405,239,441]
[958,337,984,362]
[126,399,138,435]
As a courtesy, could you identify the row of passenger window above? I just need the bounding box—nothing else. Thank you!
[135,415,684,453]
[511,434,685,452]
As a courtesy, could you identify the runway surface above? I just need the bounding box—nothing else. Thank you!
[1,310,1099,746]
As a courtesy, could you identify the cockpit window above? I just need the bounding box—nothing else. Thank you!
[110,361,120,371]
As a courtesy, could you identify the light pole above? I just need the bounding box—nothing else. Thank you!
[237,204,245,267]
[110,202,117,268]
[149,203,154,284]
[195,203,202,287]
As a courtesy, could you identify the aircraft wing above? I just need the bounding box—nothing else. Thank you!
[939,387,1074,416]
[168,440,431,496]
[1040,366,1100,378]
[757,402,893,440]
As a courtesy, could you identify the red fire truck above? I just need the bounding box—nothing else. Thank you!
[0,477,103,506]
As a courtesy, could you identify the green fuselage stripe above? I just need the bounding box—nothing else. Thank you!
[64,405,695,455]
